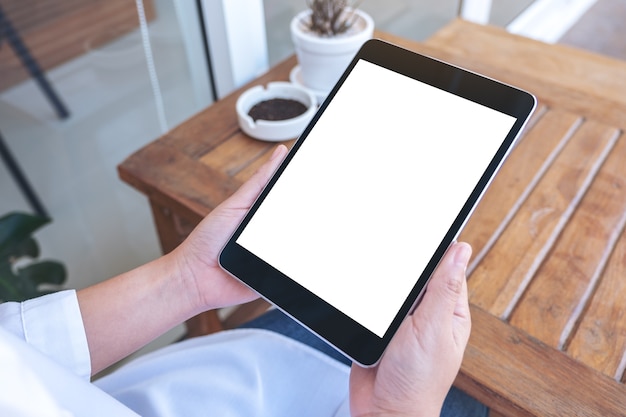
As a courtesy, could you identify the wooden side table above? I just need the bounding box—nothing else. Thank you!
[119,20,626,416]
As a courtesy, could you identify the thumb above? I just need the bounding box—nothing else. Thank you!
[226,145,288,209]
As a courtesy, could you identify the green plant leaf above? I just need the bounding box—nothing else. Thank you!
[5,236,40,262]
[0,212,67,302]
[0,212,49,259]
[0,263,23,302]
[17,261,67,286]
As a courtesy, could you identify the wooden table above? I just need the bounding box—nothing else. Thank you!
[119,19,626,417]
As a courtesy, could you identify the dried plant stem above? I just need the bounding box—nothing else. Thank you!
[305,0,363,36]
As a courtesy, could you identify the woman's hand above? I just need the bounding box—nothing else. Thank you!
[78,145,288,375]
[174,145,288,312]
[349,242,472,417]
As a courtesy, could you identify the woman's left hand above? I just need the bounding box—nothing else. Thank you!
[173,145,288,313]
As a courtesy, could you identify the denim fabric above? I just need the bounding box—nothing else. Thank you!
[240,308,489,417]
[239,308,350,365]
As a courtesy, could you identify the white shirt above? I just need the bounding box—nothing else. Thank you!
[0,291,351,416]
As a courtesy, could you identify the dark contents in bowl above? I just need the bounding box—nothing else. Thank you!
[248,98,308,121]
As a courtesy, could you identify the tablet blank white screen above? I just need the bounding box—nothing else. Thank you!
[237,60,515,337]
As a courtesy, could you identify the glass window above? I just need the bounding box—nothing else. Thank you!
[0,0,211,292]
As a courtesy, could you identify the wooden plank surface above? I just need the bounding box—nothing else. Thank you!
[468,120,619,318]
[421,20,626,129]
[459,305,626,417]
[199,132,276,178]
[510,130,626,349]
[567,218,626,381]
[119,140,237,222]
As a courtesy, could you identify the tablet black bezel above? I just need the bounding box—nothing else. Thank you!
[219,38,536,366]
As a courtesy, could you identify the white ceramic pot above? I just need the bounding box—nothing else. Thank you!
[290,8,374,100]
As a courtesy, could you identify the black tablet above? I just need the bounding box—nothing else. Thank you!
[220,39,536,366]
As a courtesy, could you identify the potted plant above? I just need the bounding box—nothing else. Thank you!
[0,212,67,302]
[290,0,374,101]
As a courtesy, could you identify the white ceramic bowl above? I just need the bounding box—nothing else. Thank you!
[236,82,317,141]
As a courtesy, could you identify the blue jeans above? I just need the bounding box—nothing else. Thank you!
[240,309,488,417]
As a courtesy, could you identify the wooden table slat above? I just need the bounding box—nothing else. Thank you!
[510,130,626,350]
[567,199,626,379]
[460,305,626,417]
[469,119,619,318]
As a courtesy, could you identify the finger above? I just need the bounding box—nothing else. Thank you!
[415,242,471,321]
[227,145,288,208]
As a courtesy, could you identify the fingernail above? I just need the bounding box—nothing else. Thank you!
[270,145,286,161]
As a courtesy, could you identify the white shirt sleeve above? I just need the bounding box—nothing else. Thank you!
[0,290,91,379]
[0,326,140,417]
[0,292,352,417]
